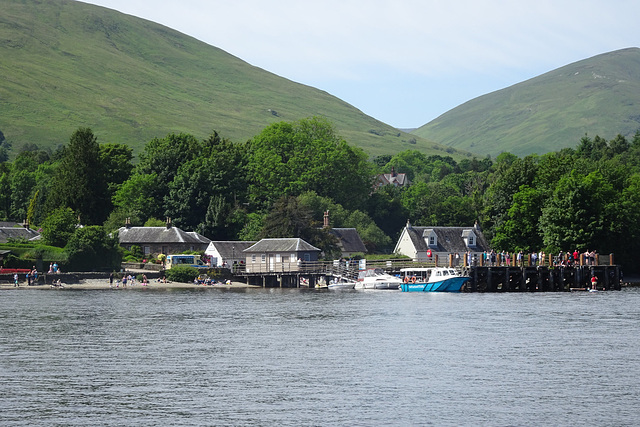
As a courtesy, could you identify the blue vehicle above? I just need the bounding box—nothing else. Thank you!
[400,267,469,292]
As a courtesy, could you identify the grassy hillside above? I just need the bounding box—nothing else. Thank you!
[413,48,640,157]
[0,0,467,159]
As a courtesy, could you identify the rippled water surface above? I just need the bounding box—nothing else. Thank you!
[1,287,640,426]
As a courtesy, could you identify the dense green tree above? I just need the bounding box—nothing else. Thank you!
[99,143,134,196]
[539,170,616,253]
[492,185,544,251]
[134,133,201,219]
[47,128,108,224]
[65,226,122,271]
[40,207,77,247]
[164,132,247,238]
[111,173,160,226]
[246,117,372,210]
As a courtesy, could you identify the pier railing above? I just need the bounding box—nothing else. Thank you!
[236,253,616,277]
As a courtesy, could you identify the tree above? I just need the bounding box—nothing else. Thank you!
[492,185,544,251]
[40,207,77,247]
[246,117,372,210]
[99,143,134,197]
[164,132,247,238]
[47,128,108,224]
[65,226,122,271]
[540,170,616,253]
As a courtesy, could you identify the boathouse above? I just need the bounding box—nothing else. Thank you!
[394,220,491,264]
[243,238,321,273]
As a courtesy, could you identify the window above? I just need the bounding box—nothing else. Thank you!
[144,246,150,255]
[252,255,256,263]
[469,236,474,246]
[304,253,311,262]
[290,254,296,262]
[429,236,435,245]
[276,254,281,263]
[261,254,266,263]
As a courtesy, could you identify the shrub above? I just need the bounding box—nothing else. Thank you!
[165,265,198,283]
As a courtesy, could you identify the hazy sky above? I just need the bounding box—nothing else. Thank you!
[83,0,639,128]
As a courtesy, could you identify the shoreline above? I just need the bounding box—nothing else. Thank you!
[0,278,258,290]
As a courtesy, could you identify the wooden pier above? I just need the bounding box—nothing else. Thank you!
[462,264,621,292]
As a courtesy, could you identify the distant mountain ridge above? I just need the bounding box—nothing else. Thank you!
[413,48,640,157]
[0,0,461,158]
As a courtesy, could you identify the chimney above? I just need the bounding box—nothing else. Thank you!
[166,217,172,229]
[125,217,132,229]
[22,218,29,229]
[406,219,412,229]
[391,166,397,177]
[323,210,330,228]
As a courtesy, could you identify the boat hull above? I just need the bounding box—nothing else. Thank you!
[400,277,469,292]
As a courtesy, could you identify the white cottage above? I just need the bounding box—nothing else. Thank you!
[394,221,491,264]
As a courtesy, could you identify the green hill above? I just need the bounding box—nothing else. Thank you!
[0,0,467,159]
[412,48,640,157]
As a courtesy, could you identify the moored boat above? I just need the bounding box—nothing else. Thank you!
[355,268,403,290]
[328,276,357,290]
[399,267,469,292]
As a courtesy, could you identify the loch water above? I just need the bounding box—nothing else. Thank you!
[1,287,640,426]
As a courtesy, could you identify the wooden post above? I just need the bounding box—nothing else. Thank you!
[449,253,454,268]
[609,253,614,266]
[435,254,439,267]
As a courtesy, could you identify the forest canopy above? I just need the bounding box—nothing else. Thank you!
[1,118,640,270]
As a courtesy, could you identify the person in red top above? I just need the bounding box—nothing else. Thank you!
[591,275,598,290]
[573,249,580,264]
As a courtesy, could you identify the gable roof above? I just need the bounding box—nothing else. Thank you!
[329,228,367,253]
[244,238,321,253]
[0,225,41,243]
[207,241,256,258]
[118,226,210,245]
[404,225,491,253]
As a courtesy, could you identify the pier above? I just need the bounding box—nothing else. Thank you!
[237,253,622,291]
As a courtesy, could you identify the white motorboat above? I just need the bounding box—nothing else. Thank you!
[328,276,357,290]
[355,268,403,290]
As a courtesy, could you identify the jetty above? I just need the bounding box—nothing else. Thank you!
[237,252,622,291]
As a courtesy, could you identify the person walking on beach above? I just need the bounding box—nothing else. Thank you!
[109,273,114,288]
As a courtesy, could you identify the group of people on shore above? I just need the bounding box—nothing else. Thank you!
[109,273,149,288]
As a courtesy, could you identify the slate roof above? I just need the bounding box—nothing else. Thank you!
[0,225,41,243]
[244,238,321,253]
[208,241,256,258]
[406,225,491,253]
[329,228,367,253]
[118,226,210,244]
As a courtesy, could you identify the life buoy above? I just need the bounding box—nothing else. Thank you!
[427,249,432,257]
[411,276,417,284]
[403,276,409,283]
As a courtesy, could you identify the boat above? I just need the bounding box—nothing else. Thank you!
[399,267,469,292]
[355,268,403,290]
[328,276,357,290]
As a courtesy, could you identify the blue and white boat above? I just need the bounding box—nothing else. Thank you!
[399,267,469,292]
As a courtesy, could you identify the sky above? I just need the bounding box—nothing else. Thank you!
[83,0,639,128]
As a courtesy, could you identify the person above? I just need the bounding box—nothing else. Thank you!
[13,273,18,287]
[53,262,58,273]
[109,272,114,288]
[591,275,598,290]
[573,249,580,264]
[142,274,148,286]
[48,263,53,274]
